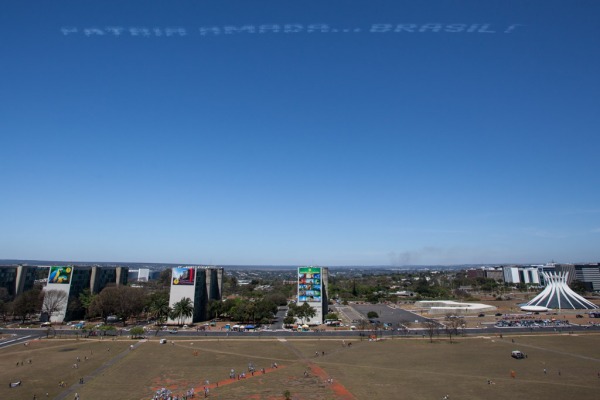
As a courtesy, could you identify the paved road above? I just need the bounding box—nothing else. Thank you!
[333,304,365,324]
[4,324,599,340]
[0,333,42,349]
[269,307,288,330]
[350,303,429,325]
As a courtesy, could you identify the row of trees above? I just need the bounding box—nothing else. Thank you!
[208,297,279,324]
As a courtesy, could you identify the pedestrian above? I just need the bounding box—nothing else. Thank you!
[544,368,547,375]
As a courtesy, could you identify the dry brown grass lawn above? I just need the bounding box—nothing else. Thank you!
[1,334,599,400]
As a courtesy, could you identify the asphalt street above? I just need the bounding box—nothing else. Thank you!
[0,333,41,349]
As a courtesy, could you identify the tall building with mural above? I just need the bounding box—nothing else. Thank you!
[43,265,128,322]
[297,266,328,325]
[168,266,223,324]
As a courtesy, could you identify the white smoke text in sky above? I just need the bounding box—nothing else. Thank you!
[60,23,524,38]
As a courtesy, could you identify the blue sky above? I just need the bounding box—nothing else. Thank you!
[1,1,599,266]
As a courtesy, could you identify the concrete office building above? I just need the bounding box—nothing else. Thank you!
[466,267,504,281]
[168,266,223,325]
[571,264,600,292]
[0,265,39,297]
[503,266,541,285]
[297,266,329,325]
[128,268,160,282]
[43,265,128,322]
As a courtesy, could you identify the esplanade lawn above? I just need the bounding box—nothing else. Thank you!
[1,333,599,400]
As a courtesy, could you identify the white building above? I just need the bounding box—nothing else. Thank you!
[503,266,541,285]
[128,268,160,282]
[167,266,223,325]
[297,266,328,325]
[524,271,598,310]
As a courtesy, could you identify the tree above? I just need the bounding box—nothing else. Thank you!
[12,287,43,323]
[89,286,146,324]
[0,287,10,322]
[295,303,316,325]
[148,291,171,325]
[367,311,379,319]
[325,312,339,321]
[41,289,68,319]
[207,299,222,320]
[157,269,172,288]
[264,292,288,306]
[254,299,277,324]
[221,298,241,319]
[78,289,96,318]
[170,297,194,326]
[444,314,465,343]
[88,289,116,320]
[357,319,370,331]
[130,326,145,339]
[423,319,440,343]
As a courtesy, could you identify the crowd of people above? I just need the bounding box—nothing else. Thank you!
[152,387,196,400]
[495,319,571,328]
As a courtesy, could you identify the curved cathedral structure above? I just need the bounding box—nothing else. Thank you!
[524,271,598,310]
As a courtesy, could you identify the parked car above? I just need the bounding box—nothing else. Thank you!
[511,350,526,359]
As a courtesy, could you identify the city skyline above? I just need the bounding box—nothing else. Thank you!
[1,1,599,266]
